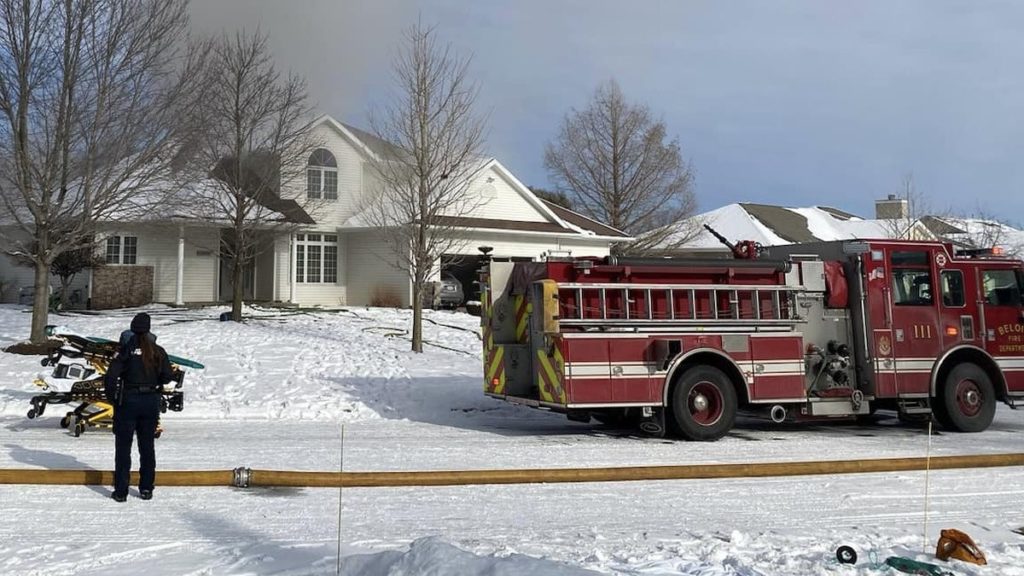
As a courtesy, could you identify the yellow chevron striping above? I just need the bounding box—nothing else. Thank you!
[537,349,560,404]
[487,346,505,385]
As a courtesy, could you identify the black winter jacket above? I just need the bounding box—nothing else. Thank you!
[104,334,174,404]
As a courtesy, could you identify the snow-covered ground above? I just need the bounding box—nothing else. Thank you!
[2,304,1024,575]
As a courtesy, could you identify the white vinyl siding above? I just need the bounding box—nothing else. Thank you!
[460,167,549,222]
[345,230,410,307]
[139,226,219,303]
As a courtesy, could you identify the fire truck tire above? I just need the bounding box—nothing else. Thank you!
[669,366,737,441]
[938,363,996,433]
[931,397,955,430]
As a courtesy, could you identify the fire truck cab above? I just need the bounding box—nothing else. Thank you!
[480,239,1024,441]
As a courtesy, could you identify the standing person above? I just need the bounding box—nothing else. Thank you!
[104,312,174,502]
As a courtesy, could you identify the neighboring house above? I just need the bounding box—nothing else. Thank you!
[0,114,629,307]
[652,195,1024,259]
[653,201,932,256]
[919,216,1024,257]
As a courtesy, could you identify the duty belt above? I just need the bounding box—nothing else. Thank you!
[124,385,161,394]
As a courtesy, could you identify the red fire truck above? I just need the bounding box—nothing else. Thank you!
[479,239,1024,440]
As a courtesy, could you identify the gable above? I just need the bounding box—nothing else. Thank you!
[461,164,551,223]
[316,115,625,238]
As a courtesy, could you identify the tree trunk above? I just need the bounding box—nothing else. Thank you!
[232,255,244,322]
[30,260,50,343]
[411,281,423,353]
[59,276,72,310]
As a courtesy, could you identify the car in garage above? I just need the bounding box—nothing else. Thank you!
[438,274,465,309]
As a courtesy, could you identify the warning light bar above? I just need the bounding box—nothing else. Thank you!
[956,246,1008,258]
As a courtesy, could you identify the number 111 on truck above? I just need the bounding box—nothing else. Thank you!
[479,239,1024,440]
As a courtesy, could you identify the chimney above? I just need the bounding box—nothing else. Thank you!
[876,195,909,219]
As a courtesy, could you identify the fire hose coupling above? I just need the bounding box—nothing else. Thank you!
[232,467,252,488]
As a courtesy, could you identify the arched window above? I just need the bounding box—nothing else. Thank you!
[307,148,338,200]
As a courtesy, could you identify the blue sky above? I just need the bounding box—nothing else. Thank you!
[190,0,1024,222]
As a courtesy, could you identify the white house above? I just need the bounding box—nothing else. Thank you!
[0,114,628,307]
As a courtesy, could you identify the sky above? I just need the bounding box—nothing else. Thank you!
[188,0,1024,222]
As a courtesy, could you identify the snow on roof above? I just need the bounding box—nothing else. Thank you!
[656,203,896,251]
[923,216,1024,255]
[660,203,787,249]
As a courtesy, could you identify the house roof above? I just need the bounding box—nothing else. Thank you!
[254,196,316,225]
[920,216,1024,255]
[432,216,575,234]
[656,203,898,251]
[540,200,630,238]
[338,122,406,160]
[920,215,967,235]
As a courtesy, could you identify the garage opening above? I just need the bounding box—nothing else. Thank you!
[440,254,532,308]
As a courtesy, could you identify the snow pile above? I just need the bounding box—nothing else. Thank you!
[340,537,602,575]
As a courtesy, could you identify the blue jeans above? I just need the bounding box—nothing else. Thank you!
[113,392,160,496]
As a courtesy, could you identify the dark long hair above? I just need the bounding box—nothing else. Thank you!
[137,334,159,375]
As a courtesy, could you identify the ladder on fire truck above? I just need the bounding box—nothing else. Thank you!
[556,282,799,330]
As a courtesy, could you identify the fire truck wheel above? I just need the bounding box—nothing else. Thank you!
[931,396,955,430]
[670,366,737,441]
[939,363,996,433]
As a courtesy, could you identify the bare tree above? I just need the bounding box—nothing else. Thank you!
[361,21,487,353]
[545,79,696,254]
[0,0,202,341]
[184,29,318,321]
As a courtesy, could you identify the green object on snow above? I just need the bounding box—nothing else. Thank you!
[86,335,205,370]
[884,556,955,576]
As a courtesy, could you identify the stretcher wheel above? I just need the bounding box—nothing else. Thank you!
[27,408,37,419]
[836,545,857,564]
[73,421,84,437]
[60,415,72,428]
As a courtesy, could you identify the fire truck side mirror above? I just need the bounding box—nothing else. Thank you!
[540,279,560,334]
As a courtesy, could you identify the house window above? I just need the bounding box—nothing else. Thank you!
[307,148,338,200]
[105,235,138,265]
[295,233,338,283]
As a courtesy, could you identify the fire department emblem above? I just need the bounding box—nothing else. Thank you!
[878,335,892,356]
[935,253,948,267]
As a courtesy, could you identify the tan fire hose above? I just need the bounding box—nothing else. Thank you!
[1,453,1023,488]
